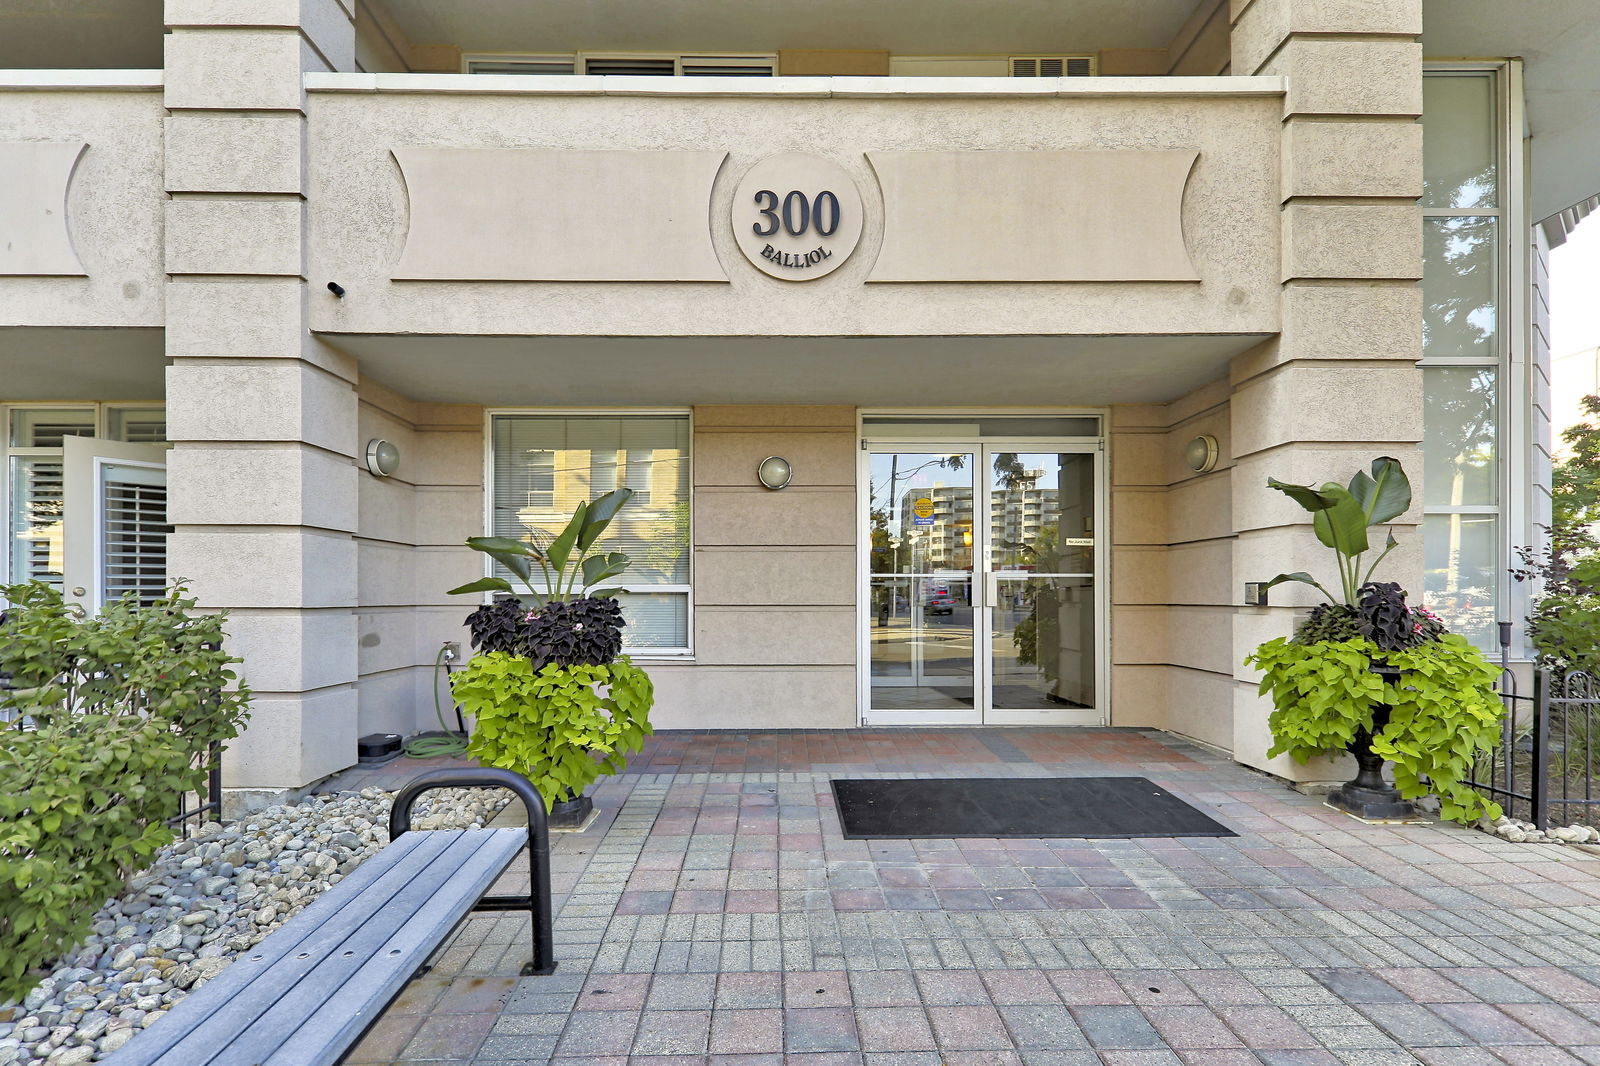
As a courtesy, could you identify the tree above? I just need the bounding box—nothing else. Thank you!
[1554,394,1600,534]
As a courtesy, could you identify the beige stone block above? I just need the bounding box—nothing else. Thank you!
[356,608,418,677]
[1231,0,1420,75]
[1164,666,1236,751]
[1166,376,1231,426]
[356,667,430,740]
[1234,283,1420,383]
[165,279,304,360]
[1231,525,1422,610]
[1111,431,1165,488]
[695,405,854,428]
[411,545,483,607]
[1230,443,1423,533]
[168,443,356,530]
[1111,605,1169,664]
[165,198,303,277]
[358,474,417,546]
[696,607,855,666]
[166,360,358,457]
[408,43,463,73]
[696,547,855,607]
[357,375,419,424]
[222,608,356,692]
[168,528,356,608]
[1112,545,1168,605]
[1283,119,1421,200]
[1163,411,1233,487]
[166,0,302,27]
[1231,680,1352,782]
[409,429,482,487]
[222,684,358,789]
[355,540,409,607]
[1231,364,1421,457]
[1282,203,1420,282]
[1110,404,1168,430]
[1168,605,1241,675]
[1233,605,1299,680]
[165,112,304,194]
[1112,488,1168,546]
[1168,539,1234,605]
[413,486,481,547]
[1109,665,1166,728]
[1266,39,1423,118]
[164,29,306,111]
[694,430,855,488]
[1166,472,1233,545]
[695,487,854,546]
[647,666,857,729]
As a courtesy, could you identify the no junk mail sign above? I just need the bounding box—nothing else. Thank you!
[732,153,863,281]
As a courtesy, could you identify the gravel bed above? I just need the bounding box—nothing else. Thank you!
[0,786,509,1066]
[1486,814,1600,844]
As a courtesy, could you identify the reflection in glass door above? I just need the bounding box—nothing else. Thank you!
[862,440,1103,725]
[867,451,977,716]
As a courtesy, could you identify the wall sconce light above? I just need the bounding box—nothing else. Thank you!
[1243,582,1270,606]
[757,455,792,490]
[365,439,400,477]
[1184,434,1220,473]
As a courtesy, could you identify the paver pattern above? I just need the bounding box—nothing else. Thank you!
[325,729,1600,1066]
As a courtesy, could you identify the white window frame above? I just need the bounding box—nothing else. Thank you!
[482,408,694,660]
[0,402,166,596]
[1420,61,1528,655]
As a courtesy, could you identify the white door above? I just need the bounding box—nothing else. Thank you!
[860,440,1105,726]
[62,436,170,611]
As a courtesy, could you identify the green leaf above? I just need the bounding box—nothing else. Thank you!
[581,552,630,590]
[1266,477,1344,516]
[1348,455,1411,525]
[446,576,516,596]
[578,487,634,552]
[465,536,538,583]
[1259,572,1335,602]
[546,502,587,574]
[1308,484,1371,557]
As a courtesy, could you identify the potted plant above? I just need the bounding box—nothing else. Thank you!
[1244,457,1504,824]
[445,487,654,827]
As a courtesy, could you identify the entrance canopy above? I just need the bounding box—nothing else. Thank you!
[325,333,1268,407]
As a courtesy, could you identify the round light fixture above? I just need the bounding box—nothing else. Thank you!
[1184,434,1219,474]
[756,455,792,490]
[365,439,400,477]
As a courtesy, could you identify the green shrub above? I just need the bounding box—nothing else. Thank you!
[1247,633,1504,824]
[450,652,653,809]
[0,582,250,1006]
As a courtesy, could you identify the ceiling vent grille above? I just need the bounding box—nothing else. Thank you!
[583,55,677,76]
[464,55,577,75]
[1011,55,1095,77]
[680,55,775,76]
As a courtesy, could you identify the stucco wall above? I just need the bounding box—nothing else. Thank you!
[1109,378,1236,750]
[641,405,857,729]
[352,377,482,740]
[303,81,1283,339]
[0,83,164,328]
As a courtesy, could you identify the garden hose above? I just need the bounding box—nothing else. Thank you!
[402,645,471,758]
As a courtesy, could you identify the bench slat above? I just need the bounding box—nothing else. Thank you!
[176,830,517,1066]
[107,830,447,1066]
[256,828,527,1066]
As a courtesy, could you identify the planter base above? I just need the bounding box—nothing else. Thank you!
[549,793,594,830]
[1327,783,1415,821]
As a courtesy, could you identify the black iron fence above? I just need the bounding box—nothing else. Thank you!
[166,739,224,836]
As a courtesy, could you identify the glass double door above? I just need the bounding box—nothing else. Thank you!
[864,443,1102,725]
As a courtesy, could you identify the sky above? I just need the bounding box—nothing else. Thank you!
[1547,215,1600,441]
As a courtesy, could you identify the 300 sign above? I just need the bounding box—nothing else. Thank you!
[751,190,842,238]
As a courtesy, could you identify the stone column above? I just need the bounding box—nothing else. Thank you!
[1227,0,1425,775]
[162,1,361,797]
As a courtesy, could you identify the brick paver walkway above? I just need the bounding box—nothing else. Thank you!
[328,729,1600,1066]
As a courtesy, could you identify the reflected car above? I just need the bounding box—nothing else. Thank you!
[925,586,955,615]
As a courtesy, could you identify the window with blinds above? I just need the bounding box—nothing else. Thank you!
[6,408,94,587]
[464,53,776,77]
[490,415,691,651]
[101,462,169,606]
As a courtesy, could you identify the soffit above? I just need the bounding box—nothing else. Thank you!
[375,0,1204,56]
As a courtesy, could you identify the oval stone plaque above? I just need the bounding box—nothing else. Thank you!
[732,153,862,281]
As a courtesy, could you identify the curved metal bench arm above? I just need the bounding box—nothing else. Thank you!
[389,766,556,976]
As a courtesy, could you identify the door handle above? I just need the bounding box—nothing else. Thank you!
[985,573,999,609]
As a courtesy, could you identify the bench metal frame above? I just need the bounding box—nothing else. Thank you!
[388,766,557,976]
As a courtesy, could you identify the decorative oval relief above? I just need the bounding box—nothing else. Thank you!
[731,153,862,281]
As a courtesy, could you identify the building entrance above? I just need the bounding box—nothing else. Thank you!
[859,417,1105,726]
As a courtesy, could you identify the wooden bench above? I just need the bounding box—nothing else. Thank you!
[110,767,556,1066]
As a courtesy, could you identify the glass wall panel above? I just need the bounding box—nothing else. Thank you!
[1422,74,1498,209]
[1423,513,1498,647]
[1423,366,1497,508]
[490,415,691,648]
[1423,216,1498,359]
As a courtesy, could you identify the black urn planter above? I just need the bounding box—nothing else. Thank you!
[548,789,594,829]
[1327,661,1416,820]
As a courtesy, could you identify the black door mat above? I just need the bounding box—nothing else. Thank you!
[830,776,1236,839]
